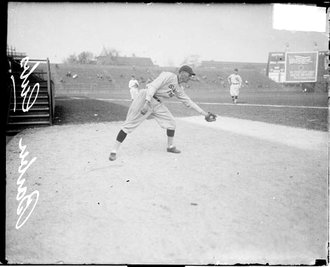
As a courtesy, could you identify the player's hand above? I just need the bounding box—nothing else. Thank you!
[205,112,217,122]
[140,102,150,115]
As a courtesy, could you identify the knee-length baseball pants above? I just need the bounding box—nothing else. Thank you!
[230,84,240,97]
[129,88,139,100]
[121,89,176,134]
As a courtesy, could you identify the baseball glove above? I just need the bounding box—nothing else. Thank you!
[205,112,217,122]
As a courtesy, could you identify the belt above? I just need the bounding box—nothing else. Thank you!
[153,95,161,102]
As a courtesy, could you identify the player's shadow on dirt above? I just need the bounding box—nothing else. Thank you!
[54,98,129,125]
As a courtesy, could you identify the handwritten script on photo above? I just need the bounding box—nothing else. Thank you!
[16,138,39,230]
[10,57,42,229]
[11,56,41,113]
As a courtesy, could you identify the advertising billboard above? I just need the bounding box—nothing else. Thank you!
[267,52,286,83]
[285,52,318,83]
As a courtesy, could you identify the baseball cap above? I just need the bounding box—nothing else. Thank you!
[179,65,196,76]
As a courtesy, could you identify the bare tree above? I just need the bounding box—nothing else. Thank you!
[77,51,94,64]
[99,46,120,58]
[64,54,78,64]
[63,52,94,64]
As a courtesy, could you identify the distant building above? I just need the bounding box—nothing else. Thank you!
[96,56,154,66]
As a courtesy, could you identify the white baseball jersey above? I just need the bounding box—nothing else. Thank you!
[228,73,242,97]
[228,74,242,85]
[128,79,139,89]
[145,72,204,114]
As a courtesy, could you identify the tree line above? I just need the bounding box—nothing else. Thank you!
[63,46,203,68]
[63,47,122,64]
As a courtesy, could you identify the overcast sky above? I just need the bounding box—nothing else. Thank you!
[7,2,328,66]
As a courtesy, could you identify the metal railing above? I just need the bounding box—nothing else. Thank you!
[47,58,55,122]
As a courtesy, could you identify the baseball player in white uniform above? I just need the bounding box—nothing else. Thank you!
[227,68,242,104]
[128,75,140,101]
[109,65,217,161]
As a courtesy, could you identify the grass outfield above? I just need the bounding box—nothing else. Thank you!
[54,90,328,132]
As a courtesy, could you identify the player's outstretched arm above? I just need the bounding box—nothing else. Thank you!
[175,90,217,122]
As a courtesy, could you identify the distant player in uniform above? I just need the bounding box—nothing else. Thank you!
[109,65,216,161]
[128,75,140,101]
[227,68,242,104]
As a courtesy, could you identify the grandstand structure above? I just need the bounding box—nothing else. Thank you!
[6,47,55,134]
[51,64,162,96]
[51,61,281,97]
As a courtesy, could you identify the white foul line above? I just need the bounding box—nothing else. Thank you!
[93,98,327,110]
[197,102,328,110]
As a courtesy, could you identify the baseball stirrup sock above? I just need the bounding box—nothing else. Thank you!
[167,129,175,137]
[116,130,127,143]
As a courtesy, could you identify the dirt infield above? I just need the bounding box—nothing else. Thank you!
[5,116,328,264]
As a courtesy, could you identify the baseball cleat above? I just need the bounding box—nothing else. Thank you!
[109,152,117,161]
[167,146,181,153]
